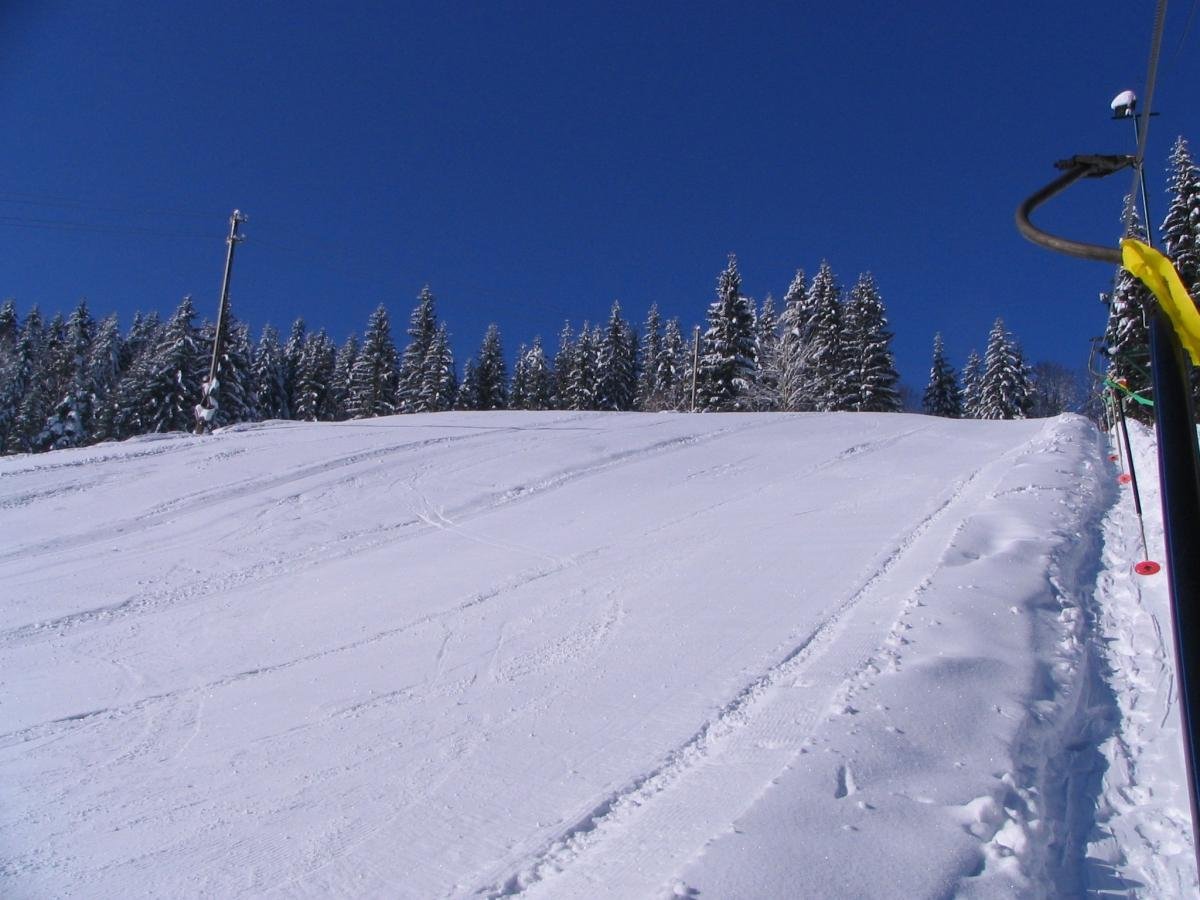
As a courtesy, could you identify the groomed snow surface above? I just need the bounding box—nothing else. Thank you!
[0,411,1194,898]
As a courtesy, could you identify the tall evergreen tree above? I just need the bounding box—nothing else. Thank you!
[696,254,757,411]
[520,337,553,410]
[961,349,983,419]
[0,299,18,372]
[635,304,664,411]
[978,318,1030,420]
[552,321,575,409]
[777,269,814,412]
[419,323,457,412]
[135,296,206,434]
[750,294,780,411]
[87,313,125,442]
[201,315,256,427]
[1161,135,1200,300]
[397,286,440,413]
[658,318,688,411]
[39,299,97,448]
[922,333,961,418]
[842,273,901,412]
[347,304,398,419]
[293,329,336,421]
[282,318,307,419]
[327,333,359,421]
[456,358,479,410]
[596,300,636,411]
[0,308,43,452]
[251,325,289,420]
[805,261,846,412]
[473,323,508,410]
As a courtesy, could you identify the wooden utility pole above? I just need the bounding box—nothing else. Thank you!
[195,210,247,434]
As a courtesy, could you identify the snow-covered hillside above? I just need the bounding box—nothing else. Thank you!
[0,411,1194,897]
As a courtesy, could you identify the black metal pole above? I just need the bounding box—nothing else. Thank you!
[1148,309,1200,857]
[195,210,246,434]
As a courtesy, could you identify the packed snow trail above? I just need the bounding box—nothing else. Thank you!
[0,411,1138,896]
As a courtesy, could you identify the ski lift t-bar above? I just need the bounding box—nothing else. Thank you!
[1015,154,1135,263]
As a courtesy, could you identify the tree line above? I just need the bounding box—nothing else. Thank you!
[6,191,1127,458]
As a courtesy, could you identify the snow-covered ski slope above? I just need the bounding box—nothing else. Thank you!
[0,411,1192,897]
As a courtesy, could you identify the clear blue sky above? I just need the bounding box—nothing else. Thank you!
[3,1,1199,393]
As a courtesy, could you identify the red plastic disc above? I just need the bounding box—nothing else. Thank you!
[1135,560,1162,576]
[1109,454,1119,462]
[1118,473,1132,485]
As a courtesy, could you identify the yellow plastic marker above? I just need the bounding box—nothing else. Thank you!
[1121,238,1200,365]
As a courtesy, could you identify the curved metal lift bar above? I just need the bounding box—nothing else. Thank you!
[1014,154,1134,264]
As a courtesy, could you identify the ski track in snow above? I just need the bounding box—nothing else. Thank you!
[474,430,1019,898]
[3,411,1180,898]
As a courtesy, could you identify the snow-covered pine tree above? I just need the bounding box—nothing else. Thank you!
[327,334,359,421]
[749,294,780,411]
[282,318,307,419]
[597,300,636,411]
[842,273,901,412]
[456,359,479,410]
[347,305,398,419]
[696,254,757,411]
[472,323,508,411]
[551,322,575,410]
[1103,196,1154,421]
[1161,136,1200,300]
[978,318,1030,420]
[658,318,688,411]
[561,323,600,411]
[960,349,983,418]
[922,333,961,417]
[39,299,97,449]
[251,325,289,420]
[510,343,531,410]
[805,261,846,412]
[1027,361,1082,417]
[292,329,335,421]
[419,323,457,412]
[776,269,813,412]
[0,307,44,453]
[635,304,663,411]
[397,286,440,413]
[87,313,125,443]
[0,299,18,372]
[520,337,553,410]
[201,314,256,427]
[19,313,68,451]
[136,296,207,434]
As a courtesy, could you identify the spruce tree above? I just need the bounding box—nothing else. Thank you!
[805,261,845,412]
[87,313,125,442]
[978,318,1030,420]
[473,323,508,411]
[696,254,757,411]
[293,329,335,421]
[777,269,813,412]
[420,323,457,412]
[843,273,901,412]
[552,322,575,409]
[347,304,398,419]
[40,299,97,448]
[961,349,983,418]
[1161,136,1200,300]
[251,325,289,421]
[283,318,307,418]
[398,286,439,413]
[658,318,688,411]
[456,359,479,410]
[327,334,359,421]
[751,294,780,411]
[597,300,636,411]
[520,337,553,410]
[922,333,961,418]
[138,296,206,434]
[0,308,43,453]
[635,304,664,411]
